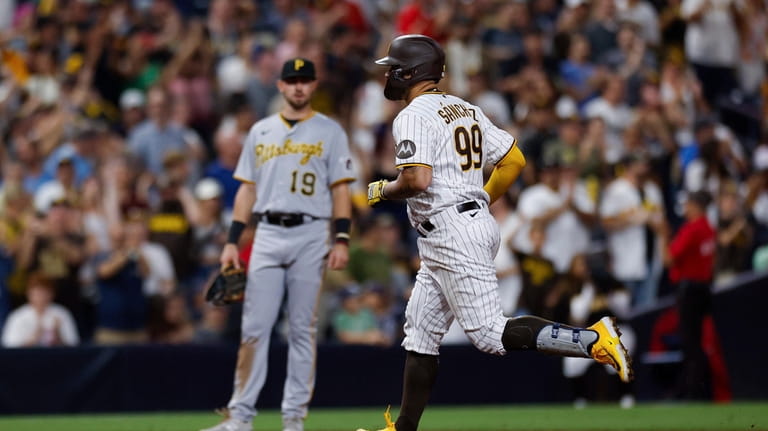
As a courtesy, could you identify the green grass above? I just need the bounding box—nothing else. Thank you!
[1,403,766,431]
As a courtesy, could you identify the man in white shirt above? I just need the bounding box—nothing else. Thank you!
[617,0,660,46]
[2,274,79,347]
[599,154,665,308]
[515,156,592,274]
[584,75,635,164]
[680,0,740,107]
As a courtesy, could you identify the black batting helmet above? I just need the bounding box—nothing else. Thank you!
[375,34,445,100]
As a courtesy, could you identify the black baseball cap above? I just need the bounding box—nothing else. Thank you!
[281,58,316,80]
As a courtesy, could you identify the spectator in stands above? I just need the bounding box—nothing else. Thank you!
[0,181,28,308]
[584,0,620,62]
[735,0,767,102]
[659,0,687,54]
[332,285,388,346]
[715,182,754,283]
[617,0,660,46]
[245,39,280,120]
[163,19,216,139]
[147,152,196,292]
[599,22,657,105]
[344,213,404,292]
[1,272,79,347]
[192,303,230,344]
[360,284,399,347]
[101,154,151,225]
[680,0,740,109]
[18,182,87,333]
[92,218,150,345]
[682,118,744,197]
[148,292,194,344]
[746,145,768,249]
[599,153,665,308]
[660,55,707,147]
[444,16,482,99]
[204,123,243,212]
[12,134,46,195]
[490,194,522,315]
[396,0,452,42]
[559,33,605,107]
[658,190,716,400]
[467,71,512,133]
[42,124,100,189]
[118,89,147,136]
[513,222,558,316]
[514,153,591,275]
[584,75,634,164]
[127,85,190,176]
[481,1,529,79]
[189,178,227,302]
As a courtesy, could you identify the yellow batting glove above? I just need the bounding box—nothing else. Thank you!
[367,179,389,205]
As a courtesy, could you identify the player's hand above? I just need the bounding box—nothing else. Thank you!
[220,243,242,270]
[367,179,389,205]
[327,242,349,270]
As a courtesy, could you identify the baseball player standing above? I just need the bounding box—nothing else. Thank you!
[202,58,355,431]
[360,35,633,431]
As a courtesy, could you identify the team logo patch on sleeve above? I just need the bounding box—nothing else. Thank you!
[396,140,416,158]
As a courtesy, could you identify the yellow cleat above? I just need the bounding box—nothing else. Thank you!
[356,406,396,431]
[587,316,634,383]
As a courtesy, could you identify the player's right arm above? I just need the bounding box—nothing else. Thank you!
[382,166,433,200]
[221,124,260,269]
[367,113,434,204]
[221,182,256,270]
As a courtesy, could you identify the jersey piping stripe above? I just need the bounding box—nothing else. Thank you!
[493,138,518,165]
[396,162,433,169]
[329,177,356,188]
[234,175,255,184]
[279,111,317,128]
[414,90,446,98]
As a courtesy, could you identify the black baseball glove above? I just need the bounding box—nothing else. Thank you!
[205,266,247,305]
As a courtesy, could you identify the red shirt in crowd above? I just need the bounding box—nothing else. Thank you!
[668,216,716,283]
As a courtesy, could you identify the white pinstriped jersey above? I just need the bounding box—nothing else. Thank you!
[392,91,517,226]
[234,111,355,218]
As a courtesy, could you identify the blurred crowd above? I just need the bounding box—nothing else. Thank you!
[0,0,766,350]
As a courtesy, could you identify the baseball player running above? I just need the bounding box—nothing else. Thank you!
[360,35,633,431]
[202,58,355,431]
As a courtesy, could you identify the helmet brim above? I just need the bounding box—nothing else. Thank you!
[375,56,400,66]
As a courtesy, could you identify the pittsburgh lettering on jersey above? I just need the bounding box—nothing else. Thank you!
[437,104,477,124]
[255,139,324,166]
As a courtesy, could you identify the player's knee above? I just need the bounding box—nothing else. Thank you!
[465,326,504,355]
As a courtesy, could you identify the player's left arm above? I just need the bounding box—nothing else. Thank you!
[484,144,526,204]
[328,181,352,270]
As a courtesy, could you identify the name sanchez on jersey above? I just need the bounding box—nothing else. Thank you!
[437,103,478,124]
[255,139,323,166]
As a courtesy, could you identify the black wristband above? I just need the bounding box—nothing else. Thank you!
[227,220,246,245]
[334,218,351,244]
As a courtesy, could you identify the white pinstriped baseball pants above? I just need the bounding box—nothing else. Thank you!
[403,202,508,356]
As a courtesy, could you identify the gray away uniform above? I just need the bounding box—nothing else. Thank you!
[228,111,355,422]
